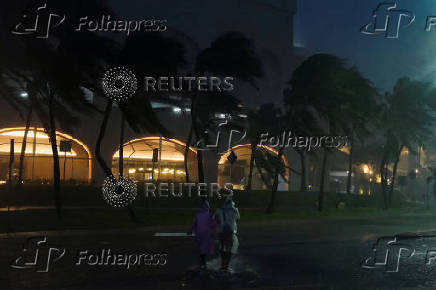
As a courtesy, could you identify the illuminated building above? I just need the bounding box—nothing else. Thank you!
[217,144,290,190]
[112,137,198,182]
[0,127,92,183]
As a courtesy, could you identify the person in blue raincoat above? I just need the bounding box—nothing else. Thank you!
[214,196,240,272]
[191,201,217,269]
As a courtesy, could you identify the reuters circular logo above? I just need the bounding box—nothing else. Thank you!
[102,176,137,207]
[102,67,137,103]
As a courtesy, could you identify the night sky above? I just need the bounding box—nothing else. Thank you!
[110,0,436,94]
[295,0,436,91]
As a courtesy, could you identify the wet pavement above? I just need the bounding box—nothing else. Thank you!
[2,210,436,289]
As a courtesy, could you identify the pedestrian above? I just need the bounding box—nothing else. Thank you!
[214,196,240,272]
[191,201,216,270]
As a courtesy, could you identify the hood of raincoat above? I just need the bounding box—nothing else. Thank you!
[201,201,210,211]
[224,197,235,208]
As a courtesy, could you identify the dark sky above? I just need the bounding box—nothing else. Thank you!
[294,0,436,92]
[108,0,436,94]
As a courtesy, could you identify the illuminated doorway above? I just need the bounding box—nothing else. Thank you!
[112,137,198,182]
[218,144,290,190]
[0,127,92,183]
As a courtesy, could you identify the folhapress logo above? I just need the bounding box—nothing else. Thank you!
[11,3,65,39]
[361,2,415,38]
[361,236,415,272]
[12,3,167,38]
[10,237,65,272]
[194,120,247,154]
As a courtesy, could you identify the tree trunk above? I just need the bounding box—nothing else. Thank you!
[246,141,257,191]
[119,113,125,178]
[298,150,306,192]
[346,133,354,194]
[184,124,193,183]
[95,101,114,178]
[254,158,271,188]
[17,107,33,187]
[48,90,61,218]
[380,151,388,210]
[388,145,404,207]
[190,97,204,182]
[96,101,139,223]
[266,147,284,214]
[318,148,329,212]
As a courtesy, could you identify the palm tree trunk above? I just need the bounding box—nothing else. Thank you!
[254,159,271,188]
[17,106,33,187]
[298,150,306,192]
[96,101,139,223]
[95,100,114,178]
[190,97,204,182]
[119,113,125,178]
[388,145,404,207]
[184,125,193,183]
[380,151,388,209]
[318,148,329,212]
[246,142,257,190]
[266,147,284,214]
[48,90,61,218]
[346,133,354,194]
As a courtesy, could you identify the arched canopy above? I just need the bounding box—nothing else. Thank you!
[112,137,198,182]
[0,127,92,182]
[114,137,197,161]
[218,144,290,190]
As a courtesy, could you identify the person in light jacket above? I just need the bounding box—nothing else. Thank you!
[214,197,240,272]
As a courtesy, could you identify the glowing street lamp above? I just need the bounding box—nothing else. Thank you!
[363,164,370,174]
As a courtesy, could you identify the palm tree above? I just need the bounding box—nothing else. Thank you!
[287,54,368,211]
[426,167,436,207]
[379,78,436,208]
[0,0,117,218]
[246,105,280,192]
[0,77,29,186]
[340,67,379,194]
[283,88,324,192]
[114,32,186,177]
[93,32,187,222]
[187,32,263,182]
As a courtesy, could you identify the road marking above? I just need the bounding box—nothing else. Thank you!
[238,285,330,290]
[154,232,194,237]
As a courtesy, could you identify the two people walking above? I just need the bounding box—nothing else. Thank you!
[191,197,240,272]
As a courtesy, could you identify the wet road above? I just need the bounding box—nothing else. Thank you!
[2,210,436,290]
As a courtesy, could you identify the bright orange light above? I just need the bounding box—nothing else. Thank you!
[376,174,381,183]
[0,131,49,139]
[0,127,92,182]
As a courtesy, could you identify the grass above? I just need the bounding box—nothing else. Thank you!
[0,206,425,234]
[0,184,421,233]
